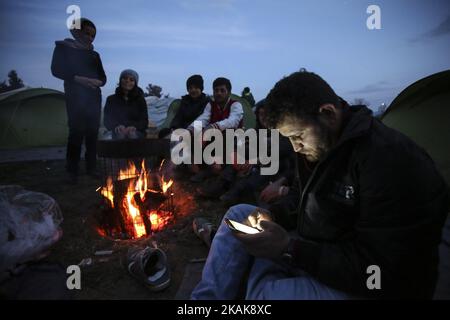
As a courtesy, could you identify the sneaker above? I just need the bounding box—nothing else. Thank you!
[124,247,171,292]
[192,218,216,248]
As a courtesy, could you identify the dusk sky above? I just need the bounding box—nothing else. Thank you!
[1,0,449,110]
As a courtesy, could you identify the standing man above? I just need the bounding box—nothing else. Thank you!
[191,70,448,299]
[51,18,106,184]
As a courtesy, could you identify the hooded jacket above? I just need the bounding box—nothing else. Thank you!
[51,39,106,90]
[51,39,107,125]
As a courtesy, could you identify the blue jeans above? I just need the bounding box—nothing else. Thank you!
[191,204,352,300]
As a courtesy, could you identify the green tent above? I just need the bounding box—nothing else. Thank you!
[381,70,450,190]
[159,93,256,130]
[0,87,67,149]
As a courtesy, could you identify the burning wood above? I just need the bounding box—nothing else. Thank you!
[97,160,175,239]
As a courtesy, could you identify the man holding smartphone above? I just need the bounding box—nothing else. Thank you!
[191,70,448,300]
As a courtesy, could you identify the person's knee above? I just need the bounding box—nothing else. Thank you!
[224,204,256,222]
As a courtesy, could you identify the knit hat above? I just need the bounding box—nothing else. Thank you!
[120,69,139,84]
[186,74,204,91]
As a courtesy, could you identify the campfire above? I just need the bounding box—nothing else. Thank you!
[96,159,175,239]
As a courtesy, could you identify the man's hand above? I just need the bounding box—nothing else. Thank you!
[74,75,102,89]
[89,79,103,87]
[126,126,137,134]
[233,220,290,259]
[115,125,126,135]
[247,207,272,230]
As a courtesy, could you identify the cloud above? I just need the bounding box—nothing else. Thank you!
[410,15,450,43]
[178,0,236,11]
[346,81,394,94]
[97,20,270,51]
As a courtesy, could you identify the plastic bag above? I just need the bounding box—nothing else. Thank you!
[0,185,63,272]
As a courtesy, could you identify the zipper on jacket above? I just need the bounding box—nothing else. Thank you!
[297,161,322,233]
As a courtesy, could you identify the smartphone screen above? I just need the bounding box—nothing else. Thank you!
[225,218,261,234]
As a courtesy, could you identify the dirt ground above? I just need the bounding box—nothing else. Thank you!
[0,159,234,299]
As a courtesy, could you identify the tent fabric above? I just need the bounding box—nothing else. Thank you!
[0,88,67,149]
[146,96,176,128]
[158,93,256,131]
[381,70,450,191]
[159,99,181,130]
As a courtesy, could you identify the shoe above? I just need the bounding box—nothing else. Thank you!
[190,169,213,183]
[196,178,228,198]
[192,218,216,248]
[124,246,171,292]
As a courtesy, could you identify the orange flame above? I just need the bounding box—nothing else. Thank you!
[125,187,146,238]
[98,177,114,207]
[149,210,172,232]
[97,160,174,238]
[161,176,174,194]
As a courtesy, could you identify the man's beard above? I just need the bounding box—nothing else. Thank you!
[308,121,334,162]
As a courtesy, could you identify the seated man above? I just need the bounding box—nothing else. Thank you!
[188,77,244,196]
[191,70,448,300]
[159,74,210,138]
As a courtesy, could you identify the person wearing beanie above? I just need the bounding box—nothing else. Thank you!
[51,17,107,184]
[120,69,139,85]
[159,74,210,138]
[103,69,148,139]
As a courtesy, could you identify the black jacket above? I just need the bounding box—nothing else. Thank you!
[51,40,106,98]
[280,106,448,299]
[51,40,106,125]
[103,87,148,133]
[170,93,210,130]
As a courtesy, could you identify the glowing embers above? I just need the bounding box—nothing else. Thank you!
[97,159,175,239]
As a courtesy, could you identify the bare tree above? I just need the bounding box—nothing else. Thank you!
[145,83,163,98]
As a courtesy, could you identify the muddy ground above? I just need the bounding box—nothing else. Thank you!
[0,159,239,299]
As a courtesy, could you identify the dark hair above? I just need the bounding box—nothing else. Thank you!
[213,77,232,92]
[186,74,204,91]
[80,18,96,32]
[255,99,266,129]
[265,70,340,128]
[243,87,250,93]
